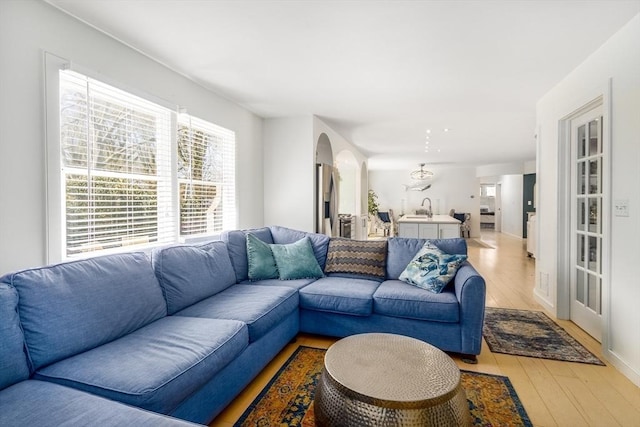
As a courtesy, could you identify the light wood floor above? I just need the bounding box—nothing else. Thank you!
[211,231,640,427]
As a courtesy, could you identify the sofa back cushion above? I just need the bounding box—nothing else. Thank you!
[152,241,237,314]
[222,227,274,282]
[386,237,468,280]
[3,253,166,370]
[0,283,31,389]
[269,226,330,269]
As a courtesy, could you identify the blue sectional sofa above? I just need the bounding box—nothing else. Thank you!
[0,226,485,426]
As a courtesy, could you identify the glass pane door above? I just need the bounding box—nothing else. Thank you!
[571,110,603,341]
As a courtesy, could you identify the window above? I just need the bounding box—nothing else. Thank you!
[59,70,174,256]
[47,62,236,261]
[480,184,496,198]
[177,115,236,237]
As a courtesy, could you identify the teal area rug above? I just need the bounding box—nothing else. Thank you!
[483,307,605,365]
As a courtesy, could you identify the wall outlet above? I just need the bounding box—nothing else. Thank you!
[614,199,629,217]
[539,272,549,295]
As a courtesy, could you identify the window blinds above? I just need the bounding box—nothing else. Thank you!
[57,69,236,258]
[177,115,236,237]
[59,70,174,256]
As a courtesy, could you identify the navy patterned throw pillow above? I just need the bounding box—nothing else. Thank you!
[399,242,467,293]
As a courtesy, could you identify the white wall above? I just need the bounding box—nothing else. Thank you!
[262,116,368,234]
[0,1,264,274]
[499,175,524,238]
[476,162,524,177]
[369,167,481,237]
[336,152,357,215]
[523,160,536,175]
[536,14,640,385]
[263,116,314,231]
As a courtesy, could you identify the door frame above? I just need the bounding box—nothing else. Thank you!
[495,183,502,232]
[556,82,612,349]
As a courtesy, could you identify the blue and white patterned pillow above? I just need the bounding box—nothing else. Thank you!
[398,242,467,293]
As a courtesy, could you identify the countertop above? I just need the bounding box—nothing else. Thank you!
[397,214,461,224]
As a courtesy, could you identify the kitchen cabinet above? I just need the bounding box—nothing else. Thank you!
[397,215,461,239]
[438,223,461,239]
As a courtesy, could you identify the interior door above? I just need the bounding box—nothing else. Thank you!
[570,107,604,341]
[495,183,502,232]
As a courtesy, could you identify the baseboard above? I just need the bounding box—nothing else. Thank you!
[533,288,555,315]
[604,348,640,387]
[500,231,523,240]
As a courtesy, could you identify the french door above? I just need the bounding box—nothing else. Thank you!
[570,106,604,341]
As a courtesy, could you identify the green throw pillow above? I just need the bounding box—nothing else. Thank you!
[398,242,467,293]
[270,237,324,280]
[246,233,279,281]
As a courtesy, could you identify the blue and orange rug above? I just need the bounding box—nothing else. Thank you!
[234,346,532,426]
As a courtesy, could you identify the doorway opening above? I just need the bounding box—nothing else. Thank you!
[480,183,499,231]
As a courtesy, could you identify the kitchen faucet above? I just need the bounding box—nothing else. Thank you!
[421,197,433,218]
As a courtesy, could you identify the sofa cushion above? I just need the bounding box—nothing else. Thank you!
[175,284,298,342]
[298,276,381,316]
[324,238,387,280]
[386,237,468,280]
[269,226,330,269]
[373,280,460,323]
[398,241,467,293]
[240,277,317,290]
[152,241,237,314]
[222,227,274,282]
[270,237,324,280]
[0,380,199,426]
[246,233,279,281]
[34,316,248,414]
[0,284,30,390]
[4,252,166,370]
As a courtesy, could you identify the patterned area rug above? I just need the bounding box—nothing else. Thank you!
[233,346,532,427]
[483,307,605,365]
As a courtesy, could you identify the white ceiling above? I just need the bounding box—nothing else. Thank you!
[46,0,640,170]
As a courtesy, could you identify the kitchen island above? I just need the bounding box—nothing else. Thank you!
[397,214,461,239]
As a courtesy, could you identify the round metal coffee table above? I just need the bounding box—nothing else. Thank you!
[314,333,470,426]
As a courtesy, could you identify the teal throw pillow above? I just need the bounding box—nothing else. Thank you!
[246,233,279,281]
[398,242,467,293]
[270,237,324,280]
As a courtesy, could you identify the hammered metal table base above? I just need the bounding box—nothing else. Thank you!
[314,334,471,427]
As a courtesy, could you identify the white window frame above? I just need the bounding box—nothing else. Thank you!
[177,114,236,239]
[44,53,236,262]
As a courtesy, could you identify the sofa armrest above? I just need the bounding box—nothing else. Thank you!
[453,261,486,355]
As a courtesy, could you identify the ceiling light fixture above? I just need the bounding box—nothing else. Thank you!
[410,163,434,180]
